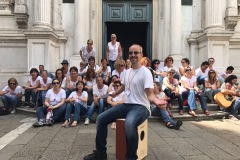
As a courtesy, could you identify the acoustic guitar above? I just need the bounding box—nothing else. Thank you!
[214,92,236,108]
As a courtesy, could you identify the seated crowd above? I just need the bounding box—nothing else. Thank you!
[1,55,240,127]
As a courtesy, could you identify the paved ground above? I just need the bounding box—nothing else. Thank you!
[0,114,240,160]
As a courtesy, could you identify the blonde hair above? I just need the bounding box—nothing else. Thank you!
[114,59,126,69]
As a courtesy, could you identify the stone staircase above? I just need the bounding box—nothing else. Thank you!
[15,100,229,122]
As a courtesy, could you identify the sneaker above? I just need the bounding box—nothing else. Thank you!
[32,119,46,127]
[83,150,107,160]
[84,118,90,125]
[46,119,54,126]
[11,108,16,114]
[175,120,183,130]
[230,116,239,121]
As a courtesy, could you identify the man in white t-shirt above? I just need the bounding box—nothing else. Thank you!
[195,61,209,86]
[84,44,167,160]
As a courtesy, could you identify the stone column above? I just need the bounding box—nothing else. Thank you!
[73,0,90,55]
[205,0,223,31]
[170,0,181,56]
[33,0,52,29]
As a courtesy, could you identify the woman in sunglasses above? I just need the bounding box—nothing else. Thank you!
[180,67,209,117]
[79,39,96,65]
[204,69,220,103]
[107,80,125,129]
[62,81,88,127]
[0,78,22,114]
[163,56,180,80]
[163,68,183,115]
[112,59,126,81]
[33,79,66,127]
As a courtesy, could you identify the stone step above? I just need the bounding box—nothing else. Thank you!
[170,104,220,113]
[16,107,229,122]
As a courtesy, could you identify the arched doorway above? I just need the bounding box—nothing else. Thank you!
[102,0,152,60]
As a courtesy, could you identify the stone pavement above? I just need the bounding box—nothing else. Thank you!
[0,114,240,160]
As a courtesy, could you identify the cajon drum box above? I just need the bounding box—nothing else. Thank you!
[116,119,148,160]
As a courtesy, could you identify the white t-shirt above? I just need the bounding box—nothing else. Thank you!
[80,46,96,63]
[180,76,197,92]
[112,69,126,81]
[109,91,125,102]
[162,77,178,91]
[93,84,108,98]
[61,77,67,88]
[40,77,52,88]
[28,76,42,86]
[163,66,178,73]
[78,68,87,75]
[68,91,88,108]
[46,88,66,106]
[122,66,153,113]
[98,66,111,79]
[108,42,120,61]
[204,77,218,86]
[85,78,96,87]
[195,68,208,78]
[2,86,22,97]
[86,65,100,72]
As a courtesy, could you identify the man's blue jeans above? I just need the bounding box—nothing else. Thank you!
[181,90,207,111]
[231,100,240,116]
[95,103,150,159]
[25,89,37,104]
[151,106,176,127]
[86,98,106,120]
[164,88,183,111]
[37,90,47,106]
[36,104,66,122]
[65,102,87,121]
[197,75,207,86]
[1,95,22,110]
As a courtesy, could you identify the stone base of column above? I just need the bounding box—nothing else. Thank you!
[196,32,233,73]
[24,30,67,72]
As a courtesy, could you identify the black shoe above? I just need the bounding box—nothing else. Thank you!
[175,120,183,130]
[22,102,29,106]
[83,150,107,160]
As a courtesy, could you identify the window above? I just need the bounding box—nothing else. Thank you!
[182,0,192,5]
[63,0,74,3]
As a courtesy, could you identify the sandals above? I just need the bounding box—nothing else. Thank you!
[179,110,184,115]
[70,121,78,127]
[189,110,197,117]
[204,110,210,116]
[61,120,69,127]
[166,122,175,129]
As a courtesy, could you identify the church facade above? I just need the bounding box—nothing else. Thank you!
[0,0,240,88]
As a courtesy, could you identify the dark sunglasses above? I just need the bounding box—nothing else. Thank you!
[186,69,191,72]
[9,83,16,85]
[87,43,92,45]
[209,60,214,62]
[119,64,125,67]
[169,72,175,74]
[209,72,215,74]
[114,84,120,87]
[129,51,140,55]
[52,82,60,85]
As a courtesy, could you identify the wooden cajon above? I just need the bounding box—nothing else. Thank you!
[116,119,148,160]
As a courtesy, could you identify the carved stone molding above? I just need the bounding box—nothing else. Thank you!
[225,16,238,30]
[0,0,14,14]
[14,0,28,29]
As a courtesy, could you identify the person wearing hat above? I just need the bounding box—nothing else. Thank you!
[79,39,96,65]
[61,60,70,77]
[106,34,122,72]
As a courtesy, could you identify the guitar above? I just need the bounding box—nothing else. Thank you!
[214,92,236,108]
